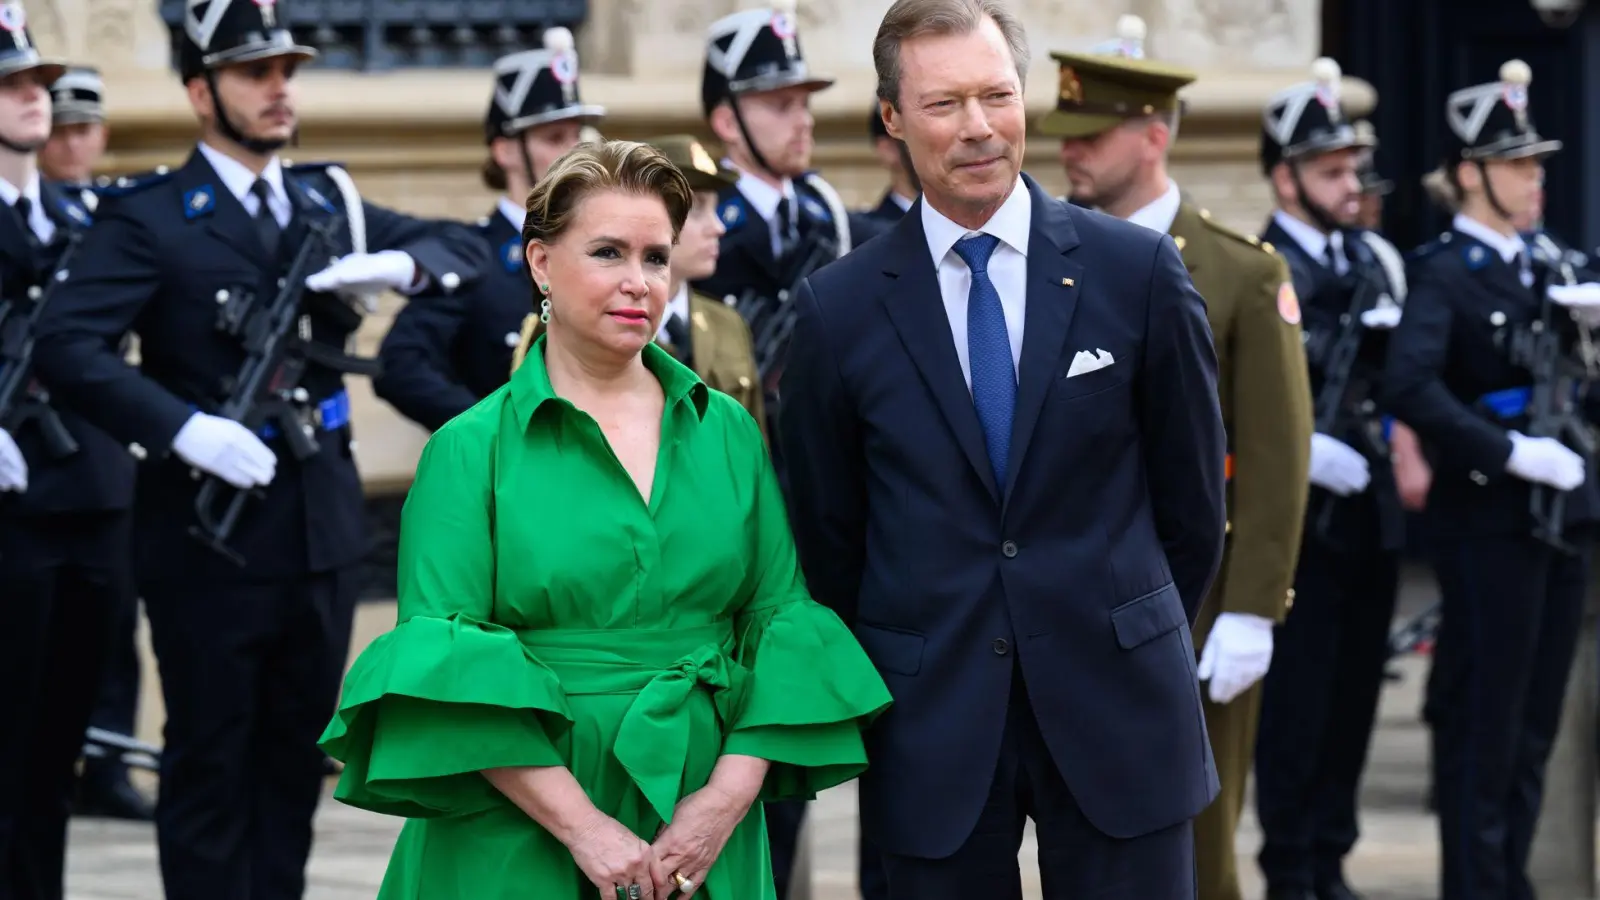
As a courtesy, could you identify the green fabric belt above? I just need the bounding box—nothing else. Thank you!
[513,623,746,823]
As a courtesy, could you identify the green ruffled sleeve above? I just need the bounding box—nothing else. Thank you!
[319,422,572,819]
[721,410,892,801]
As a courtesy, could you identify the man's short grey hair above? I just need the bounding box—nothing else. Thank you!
[873,0,1032,110]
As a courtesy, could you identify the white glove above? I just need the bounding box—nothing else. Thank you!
[1546,282,1600,328]
[1360,305,1402,329]
[305,250,417,297]
[1310,432,1371,496]
[171,413,278,490]
[1196,612,1275,704]
[1505,430,1585,490]
[0,427,27,493]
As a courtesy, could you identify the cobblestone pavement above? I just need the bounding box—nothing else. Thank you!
[67,572,1451,900]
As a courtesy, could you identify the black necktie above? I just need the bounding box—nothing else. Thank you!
[663,312,693,367]
[775,197,797,259]
[250,178,282,259]
[12,196,38,250]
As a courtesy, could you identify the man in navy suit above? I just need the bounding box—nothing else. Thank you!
[778,0,1228,896]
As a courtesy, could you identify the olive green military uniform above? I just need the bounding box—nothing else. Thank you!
[510,135,766,437]
[1039,34,1313,900]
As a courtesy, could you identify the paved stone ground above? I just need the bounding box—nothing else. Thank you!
[63,566,1455,899]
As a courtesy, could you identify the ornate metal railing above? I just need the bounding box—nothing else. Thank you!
[157,0,588,71]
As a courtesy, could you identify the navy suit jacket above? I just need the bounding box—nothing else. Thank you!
[778,175,1226,857]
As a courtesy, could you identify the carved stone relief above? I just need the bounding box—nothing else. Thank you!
[23,0,171,72]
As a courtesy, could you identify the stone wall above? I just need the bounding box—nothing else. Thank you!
[34,0,1359,495]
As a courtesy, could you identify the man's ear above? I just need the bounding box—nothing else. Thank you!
[880,100,903,141]
[708,102,739,147]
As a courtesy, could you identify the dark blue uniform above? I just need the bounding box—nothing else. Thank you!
[0,181,133,899]
[374,209,528,431]
[30,146,487,900]
[1251,221,1406,897]
[1382,227,1595,900]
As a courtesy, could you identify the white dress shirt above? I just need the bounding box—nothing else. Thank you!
[497,195,526,232]
[198,141,291,228]
[657,282,691,343]
[889,191,915,213]
[1452,212,1533,286]
[729,159,799,259]
[921,177,1031,388]
[0,170,55,244]
[1272,210,1348,275]
[1124,179,1183,236]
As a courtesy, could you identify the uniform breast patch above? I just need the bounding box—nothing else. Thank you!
[1277,281,1301,324]
[182,185,216,219]
[501,236,523,273]
[719,197,747,231]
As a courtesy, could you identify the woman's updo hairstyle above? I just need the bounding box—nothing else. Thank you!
[521,139,694,255]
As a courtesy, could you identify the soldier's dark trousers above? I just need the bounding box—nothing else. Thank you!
[142,567,360,900]
[1254,519,1399,892]
[765,798,806,899]
[0,510,129,900]
[1427,533,1585,900]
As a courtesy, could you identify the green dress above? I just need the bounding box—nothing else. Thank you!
[319,335,891,899]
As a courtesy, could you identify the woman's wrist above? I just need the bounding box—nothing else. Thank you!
[706,754,770,809]
[483,765,606,846]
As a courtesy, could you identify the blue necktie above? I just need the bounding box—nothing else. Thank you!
[953,233,1015,489]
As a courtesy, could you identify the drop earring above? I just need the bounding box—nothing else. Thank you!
[539,286,551,324]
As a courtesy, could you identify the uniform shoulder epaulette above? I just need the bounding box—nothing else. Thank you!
[1195,208,1277,256]
[95,166,176,198]
[1406,232,1454,263]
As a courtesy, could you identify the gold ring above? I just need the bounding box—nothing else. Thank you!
[672,872,692,890]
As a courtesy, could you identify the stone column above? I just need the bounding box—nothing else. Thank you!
[1529,559,1599,898]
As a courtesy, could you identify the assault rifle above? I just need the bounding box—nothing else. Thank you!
[1509,251,1598,555]
[732,227,840,390]
[0,230,85,459]
[189,211,381,566]
[1307,239,1391,539]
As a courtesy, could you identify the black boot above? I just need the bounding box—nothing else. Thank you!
[75,761,155,821]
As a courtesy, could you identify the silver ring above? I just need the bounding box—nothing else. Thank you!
[628,885,643,900]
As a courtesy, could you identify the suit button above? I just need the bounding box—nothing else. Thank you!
[992,638,1009,655]
[1001,540,1018,558]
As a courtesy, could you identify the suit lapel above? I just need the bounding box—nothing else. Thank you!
[880,203,1000,502]
[175,150,269,269]
[1004,177,1082,506]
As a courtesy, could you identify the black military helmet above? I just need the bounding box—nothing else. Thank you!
[177,0,317,82]
[700,0,833,119]
[0,2,66,85]
[484,27,605,144]
[1259,57,1373,175]
[1444,59,1560,162]
[50,65,104,125]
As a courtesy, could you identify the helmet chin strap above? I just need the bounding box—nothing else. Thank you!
[206,71,289,157]
[1474,159,1516,224]
[727,95,781,181]
[0,134,43,154]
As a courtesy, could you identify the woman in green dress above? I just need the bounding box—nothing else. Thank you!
[318,140,892,900]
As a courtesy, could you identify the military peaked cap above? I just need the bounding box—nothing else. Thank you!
[1036,15,1196,139]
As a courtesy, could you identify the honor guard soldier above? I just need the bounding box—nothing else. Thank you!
[374,28,599,432]
[28,0,490,896]
[0,7,135,897]
[860,101,917,233]
[38,65,107,212]
[1251,57,1426,900]
[1383,60,1599,900]
[508,135,768,429]
[696,1,860,457]
[1037,17,1313,900]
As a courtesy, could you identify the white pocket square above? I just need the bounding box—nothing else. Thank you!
[1067,348,1115,378]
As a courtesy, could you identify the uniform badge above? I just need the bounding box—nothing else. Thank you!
[1058,66,1084,105]
[59,197,90,225]
[800,194,830,223]
[689,141,718,177]
[501,236,523,273]
[1464,244,1489,271]
[1277,281,1301,325]
[719,197,746,231]
[0,3,28,37]
[183,185,216,219]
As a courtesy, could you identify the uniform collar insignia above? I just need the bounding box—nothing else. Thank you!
[183,184,216,219]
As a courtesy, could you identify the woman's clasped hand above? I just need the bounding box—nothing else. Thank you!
[567,787,748,899]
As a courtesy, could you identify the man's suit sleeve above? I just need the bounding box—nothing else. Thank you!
[1216,254,1312,623]
[776,278,867,625]
[1140,236,1228,623]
